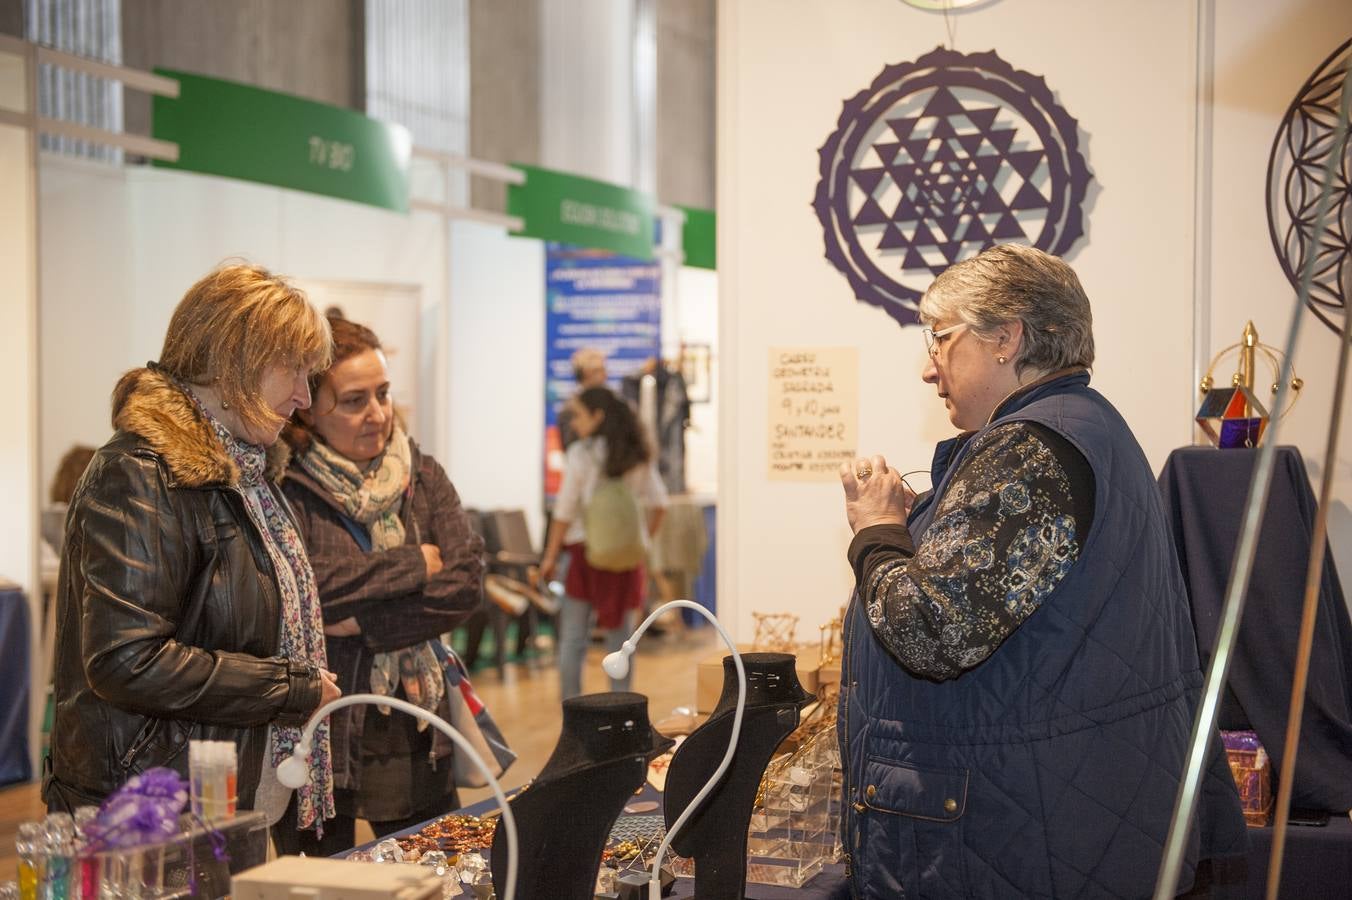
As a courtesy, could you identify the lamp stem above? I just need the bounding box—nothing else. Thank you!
[293,693,517,900]
[617,600,746,900]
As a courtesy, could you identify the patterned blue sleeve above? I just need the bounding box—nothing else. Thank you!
[856,423,1086,680]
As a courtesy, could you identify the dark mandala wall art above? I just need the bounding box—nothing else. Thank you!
[813,47,1093,327]
[1266,38,1352,335]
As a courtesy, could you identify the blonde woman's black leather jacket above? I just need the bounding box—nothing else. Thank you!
[44,369,323,813]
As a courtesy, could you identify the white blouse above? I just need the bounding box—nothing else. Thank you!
[553,436,668,547]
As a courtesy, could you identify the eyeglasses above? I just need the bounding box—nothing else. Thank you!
[922,322,968,357]
[898,469,931,497]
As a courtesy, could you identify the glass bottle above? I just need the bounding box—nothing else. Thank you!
[14,822,45,900]
[42,814,75,900]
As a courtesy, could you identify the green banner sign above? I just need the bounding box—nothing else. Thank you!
[507,164,654,258]
[679,205,715,270]
[152,69,411,212]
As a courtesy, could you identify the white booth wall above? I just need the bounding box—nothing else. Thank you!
[444,224,721,542]
[1207,5,1352,571]
[38,158,449,497]
[1,49,39,599]
[37,158,720,562]
[676,264,719,497]
[717,0,1352,641]
[445,218,547,542]
[1,42,42,776]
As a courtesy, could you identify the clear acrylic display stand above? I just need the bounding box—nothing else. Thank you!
[665,733,842,889]
[743,735,840,888]
[84,810,268,899]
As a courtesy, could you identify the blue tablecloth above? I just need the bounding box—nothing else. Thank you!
[685,503,717,627]
[0,586,32,787]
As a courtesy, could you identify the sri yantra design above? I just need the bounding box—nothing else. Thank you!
[814,47,1093,327]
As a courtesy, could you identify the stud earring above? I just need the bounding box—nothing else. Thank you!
[997,355,1008,365]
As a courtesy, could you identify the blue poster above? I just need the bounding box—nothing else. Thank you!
[544,242,661,498]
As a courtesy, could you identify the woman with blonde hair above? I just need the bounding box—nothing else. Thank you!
[46,264,341,841]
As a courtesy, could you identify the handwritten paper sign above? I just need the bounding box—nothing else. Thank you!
[768,347,859,481]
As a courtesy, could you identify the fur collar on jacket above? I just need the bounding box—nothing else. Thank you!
[111,367,290,488]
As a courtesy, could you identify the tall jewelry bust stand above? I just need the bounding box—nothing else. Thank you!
[490,693,673,900]
[662,653,813,899]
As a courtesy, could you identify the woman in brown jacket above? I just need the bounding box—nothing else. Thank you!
[46,265,340,833]
[278,315,485,854]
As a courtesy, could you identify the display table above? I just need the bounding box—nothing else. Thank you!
[349,782,848,898]
[1158,446,1352,812]
[348,790,1352,898]
[0,583,32,788]
[1245,816,1352,899]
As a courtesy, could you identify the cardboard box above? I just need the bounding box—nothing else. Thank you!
[695,645,821,714]
[233,856,443,900]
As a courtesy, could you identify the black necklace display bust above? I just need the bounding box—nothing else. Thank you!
[490,692,674,900]
[663,652,814,899]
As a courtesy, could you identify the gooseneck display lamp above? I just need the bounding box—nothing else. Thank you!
[602,600,746,900]
[276,693,518,900]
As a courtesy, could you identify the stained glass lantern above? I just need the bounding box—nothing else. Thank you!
[1196,321,1302,449]
[1195,385,1270,449]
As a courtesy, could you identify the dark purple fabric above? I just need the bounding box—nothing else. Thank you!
[1159,446,1352,812]
[0,587,31,787]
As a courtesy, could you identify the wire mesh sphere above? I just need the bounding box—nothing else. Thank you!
[752,612,800,654]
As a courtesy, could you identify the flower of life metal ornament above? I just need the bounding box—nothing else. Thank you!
[1266,38,1352,336]
[813,47,1093,327]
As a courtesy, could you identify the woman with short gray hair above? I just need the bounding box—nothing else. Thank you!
[836,244,1244,897]
[918,243,1095,378]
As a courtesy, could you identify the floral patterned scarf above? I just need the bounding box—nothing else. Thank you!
[298,426,445,725]
[191,394,335,835]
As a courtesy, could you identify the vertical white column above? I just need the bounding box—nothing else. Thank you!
[631,0,656,196]
[0,36,43,776]
[1191,0,1214,444]
[714,1,741,641]
[540,0,637,186]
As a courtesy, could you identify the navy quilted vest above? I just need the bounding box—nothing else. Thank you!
[838,372,1245,899]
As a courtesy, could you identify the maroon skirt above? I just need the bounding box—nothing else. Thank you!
[563,542,647,629]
